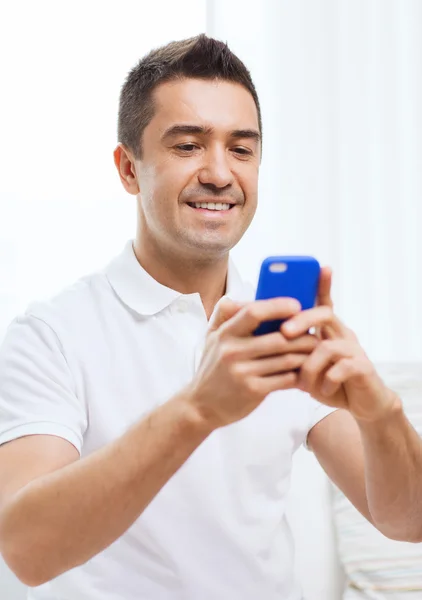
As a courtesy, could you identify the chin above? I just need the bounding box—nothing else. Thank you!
[184,238,236,260]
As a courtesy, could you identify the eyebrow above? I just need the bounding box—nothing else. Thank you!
[161,124,261,143]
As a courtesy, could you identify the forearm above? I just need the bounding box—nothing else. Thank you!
[0,390,211,586]
[357,396,422,542]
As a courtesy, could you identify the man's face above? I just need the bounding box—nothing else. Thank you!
[131,78,260,260]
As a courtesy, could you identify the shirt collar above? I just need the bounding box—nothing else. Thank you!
[105,240,250,316]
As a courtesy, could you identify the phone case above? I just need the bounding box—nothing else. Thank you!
[254,256,320,335]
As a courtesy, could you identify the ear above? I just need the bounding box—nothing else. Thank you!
[113,144,140,195]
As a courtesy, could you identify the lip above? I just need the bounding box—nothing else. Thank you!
[184,201,238,217]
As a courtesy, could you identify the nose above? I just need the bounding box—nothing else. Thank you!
[198,147,234,189]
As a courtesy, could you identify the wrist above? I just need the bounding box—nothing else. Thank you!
[354,390,403,429]
[172,386,218,438]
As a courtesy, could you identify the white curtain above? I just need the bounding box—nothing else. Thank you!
[207,0,422,363]
[0,0,206,339]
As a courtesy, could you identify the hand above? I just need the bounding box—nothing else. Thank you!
[187,297,318,429]
[281,267,398,422]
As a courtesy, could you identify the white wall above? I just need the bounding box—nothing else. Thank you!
[0,0,206,338]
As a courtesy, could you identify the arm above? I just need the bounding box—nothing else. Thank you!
[0,297,312,586]
[357,398,422,541]
[308,403,422,542]
[307,410,373,526]
[284,267,422,542]
[0,393,211,587]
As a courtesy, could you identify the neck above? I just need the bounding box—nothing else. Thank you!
[133,235,229,320]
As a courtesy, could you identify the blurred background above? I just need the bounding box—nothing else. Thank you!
[1,1,422,599]
[1,0,422,363]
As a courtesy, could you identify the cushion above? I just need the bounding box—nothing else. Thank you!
[331,363,422,600]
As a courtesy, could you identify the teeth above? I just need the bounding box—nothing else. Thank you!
[193,202,231,211]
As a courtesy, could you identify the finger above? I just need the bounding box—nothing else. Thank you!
[255,370,300,396]
[237,332,318,360]
[281,305,349,341]
[245,353,309,377]
[320,358,364,396]
[208,297,244,333]
[222,297,301,338]
[315,267,335,339]
[317,266,333,308]
[299,339,359,392]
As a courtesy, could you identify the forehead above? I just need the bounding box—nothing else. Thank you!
[150,78,259,135]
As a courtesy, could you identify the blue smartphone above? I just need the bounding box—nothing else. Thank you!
[254,256,321,335]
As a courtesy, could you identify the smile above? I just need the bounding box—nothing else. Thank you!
[187,202,235,211]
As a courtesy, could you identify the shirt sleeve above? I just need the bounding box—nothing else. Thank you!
[303,396,338,451]
[0,313,87,453]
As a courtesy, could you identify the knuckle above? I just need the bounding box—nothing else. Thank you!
[300,361,312,380]
[286,370,299,385]
[283,354,299,370]
[320,339,334,354]
[219,342,237,362]
[244,304,259,322]
[229,362,246,380]
[345,360,357,375]
[275,333,287,352]
[246,379,261,396]
[318,305,332,320]
[276,371,298,392]
[308,335,319,350]
[261,333,283,352]
[325,370,338,384]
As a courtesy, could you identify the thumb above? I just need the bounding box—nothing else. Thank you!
[317,266,334,308]
[208,297,245,333]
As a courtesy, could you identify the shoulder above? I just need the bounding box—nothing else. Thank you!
[22,269,110,336]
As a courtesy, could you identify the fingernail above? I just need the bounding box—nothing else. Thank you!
[284,322,296,333]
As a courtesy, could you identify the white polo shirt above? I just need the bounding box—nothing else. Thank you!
[0,241,333,600]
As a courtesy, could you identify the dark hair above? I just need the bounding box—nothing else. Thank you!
[118,34,262,158]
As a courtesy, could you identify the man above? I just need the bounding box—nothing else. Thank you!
[0,34,421,600]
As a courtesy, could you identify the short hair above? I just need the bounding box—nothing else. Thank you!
[117,34,262,158]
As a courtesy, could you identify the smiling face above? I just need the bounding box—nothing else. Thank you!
[117,78,261,263]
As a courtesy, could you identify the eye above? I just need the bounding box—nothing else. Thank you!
[175,143,198,152]
[233,146,253,156]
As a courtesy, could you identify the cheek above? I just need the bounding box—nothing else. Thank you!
[238,167,259,206]
[153,159,197,202]
[140,161,194,226]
